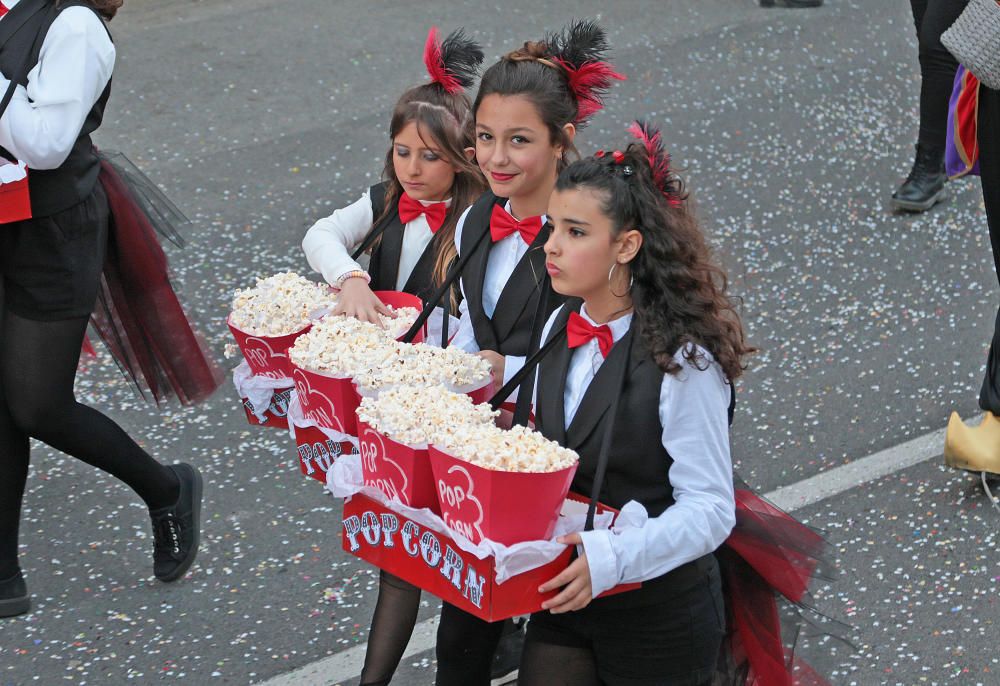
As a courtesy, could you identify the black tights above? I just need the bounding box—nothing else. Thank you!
[907,0,968,153]
[359,571,422,686]
[0,293,179,579]
[434,602,505,686]
[518,641,601,686]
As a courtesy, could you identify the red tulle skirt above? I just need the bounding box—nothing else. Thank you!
[716,483,851,685]
[86,152,222,405]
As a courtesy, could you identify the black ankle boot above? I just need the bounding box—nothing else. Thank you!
[891,144,948,212]
[0,569,30,618]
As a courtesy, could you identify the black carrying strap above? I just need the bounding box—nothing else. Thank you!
[487,323,567,411]
[400,223,491,343]
[510,274,552,426]
[350,184,389,260]
[440,293,451,348]
[584,333,634,531]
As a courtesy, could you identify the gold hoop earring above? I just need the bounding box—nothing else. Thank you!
[608,262,634,298]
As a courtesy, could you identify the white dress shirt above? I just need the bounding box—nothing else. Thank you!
[537,304,737,597]
[451,201,543,386]
[302,189,450,289]
[0,0,115,169]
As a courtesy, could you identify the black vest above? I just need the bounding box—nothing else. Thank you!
[459,191,563,356]
[536,301,675,517]
[366,183,444,303]
[0,0,111,217]
[535,301,716,607]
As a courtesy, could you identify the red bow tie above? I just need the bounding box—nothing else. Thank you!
[0,3,8,18]
[490,204,543,245]
[566,311,614,358]
[398,193,447,233]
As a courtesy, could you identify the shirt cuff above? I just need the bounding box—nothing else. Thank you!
[502,355,525,386]
[578,529,619,598]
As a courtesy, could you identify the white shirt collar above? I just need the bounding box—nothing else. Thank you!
[502,199,547,225]
[2,0,21,11]
[416,196,452,208]
[579,303,632,343]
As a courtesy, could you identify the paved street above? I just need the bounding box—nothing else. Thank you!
[2,1,999,684]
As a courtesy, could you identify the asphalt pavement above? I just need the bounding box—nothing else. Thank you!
[2,1,998,684]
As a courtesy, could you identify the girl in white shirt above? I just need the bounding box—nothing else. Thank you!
[433,20,624,686]
[302,28,485,686]
[302,27,485,327]
[0,0,207,620]
[519,122,755,686]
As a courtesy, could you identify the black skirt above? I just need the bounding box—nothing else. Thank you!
[0,184,108,321]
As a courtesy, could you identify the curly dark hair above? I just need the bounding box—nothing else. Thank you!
[554,122,755,381]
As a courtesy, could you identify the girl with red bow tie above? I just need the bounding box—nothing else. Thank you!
[302,27,485,327]
[516,120,751,686]
[434,20,624,686]
[449,19,624,419]
[519,123,843,686]
[302,27,485,686]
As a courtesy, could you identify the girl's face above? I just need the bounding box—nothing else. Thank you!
[392,121,458,202]
[475,94,565,203]
[545,187,641,301]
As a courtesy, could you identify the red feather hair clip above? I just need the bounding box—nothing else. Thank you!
[552,58,626,124]
[423,27,463,95]
[627,120,683,208]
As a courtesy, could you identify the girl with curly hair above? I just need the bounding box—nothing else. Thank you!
[519,121,755,686]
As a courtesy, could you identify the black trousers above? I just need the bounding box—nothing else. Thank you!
[907,0,968,152]
[978,86,1000,413]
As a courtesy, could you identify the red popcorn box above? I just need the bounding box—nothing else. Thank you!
[463,377,492,405]
[357,421,439,513]
[295,424,358,483]
[342,493,573,622]
[227,316,309,379]
[291,365,361,435]
[372,290,425,344]
[0,164,31,224]
[241,386,293,429]
[428,446,577,546]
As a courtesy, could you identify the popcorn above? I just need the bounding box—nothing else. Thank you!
[356,385,499,447]
[230,272,337,336]
[288,316,401,377]
[435,422,579,474]
[353,343,492,394]
[381,306,420,340]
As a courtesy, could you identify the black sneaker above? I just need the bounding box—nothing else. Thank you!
[891,144,949,212]
[490,617,526,684]
[149,463,203,582]
[0,569,30,618]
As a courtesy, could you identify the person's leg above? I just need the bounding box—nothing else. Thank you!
[978,86,1000,414]
[2,310,203,581]
[0,282,33,617]
[358,571,422,686]
[517,640,600,686]
[943,85,1000,470]
[893,0,968,211]
[434,602,505,686]
[1,311,180,509]
[915,0,967,151]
